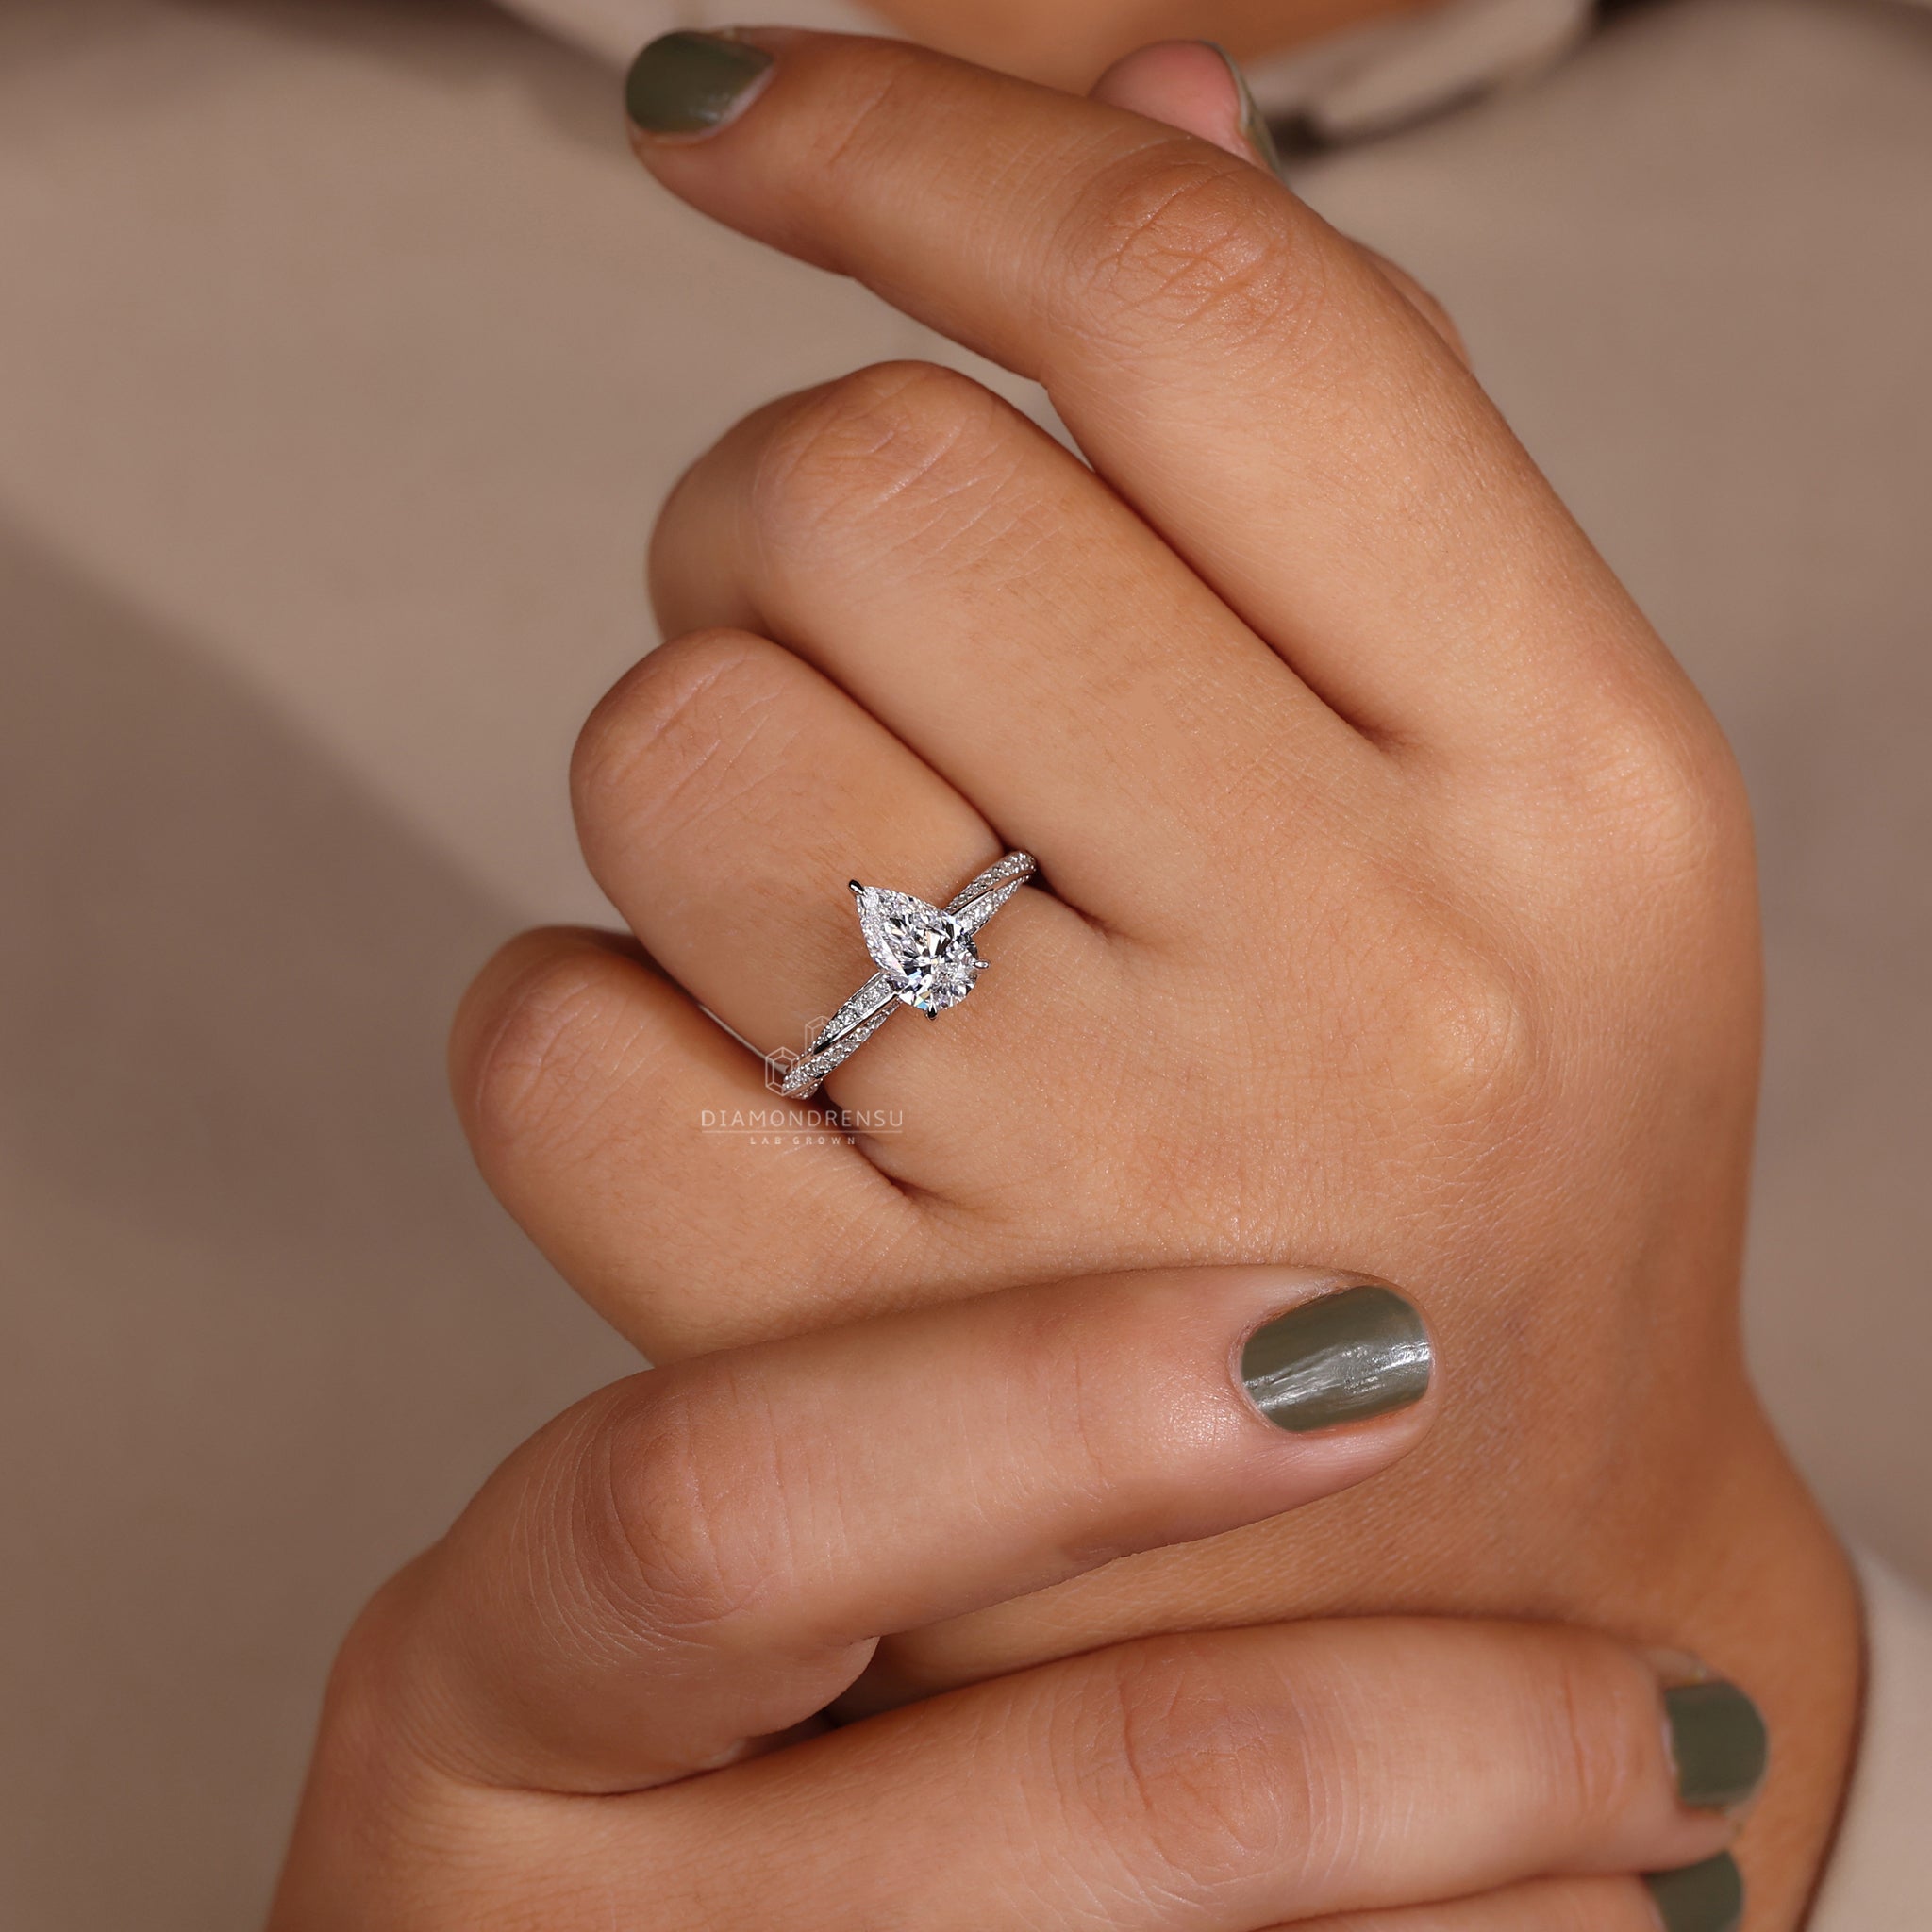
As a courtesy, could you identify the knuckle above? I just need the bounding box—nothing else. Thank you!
[572,630,806,846]
[576,1374,789,1650]
[748,361,1024,564]
[1066,1638,1308,1901]
[1541,1638,1657,1833]
[314,1568,428,1767]
[792,36,937,186]
[311,1557,501,1803]
[1399,279,1459,348]
[1356,242,1468,363]
[1380,932,1540,1124]
[1056,150,1325,358]
[1602,709,1753,893]
[1559,681,1753,904]
[1313,878,1541,1127]
[461,939,639,1166]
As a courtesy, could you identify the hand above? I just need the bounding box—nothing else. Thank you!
[269,1266,1753,1928]
[449,31,1857,1922]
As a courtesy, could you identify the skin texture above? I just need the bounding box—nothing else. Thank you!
[267,1268,1744,1926]
[446,29,1860,1928]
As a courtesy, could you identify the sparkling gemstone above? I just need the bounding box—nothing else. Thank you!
[852,884,984,1013]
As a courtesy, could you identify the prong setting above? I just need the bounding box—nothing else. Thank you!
[771,853,1036,1098]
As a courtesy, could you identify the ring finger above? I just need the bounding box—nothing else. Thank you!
[570,623,1110,1140]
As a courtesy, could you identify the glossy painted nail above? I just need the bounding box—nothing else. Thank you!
[1665,1680,1770,1810]
[1643,1852,1745,1932]
[1240,1284,1432,1432]
[1204,42,1287,180]
[625,31,774,137]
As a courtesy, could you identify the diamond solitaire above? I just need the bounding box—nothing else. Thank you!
[852,884,984,1015]
[769,852,1036,1098]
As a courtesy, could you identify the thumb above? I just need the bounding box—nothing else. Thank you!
[1087,40,1287,176]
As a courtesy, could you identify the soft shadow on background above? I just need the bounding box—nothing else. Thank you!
[0,526,635,1928]
[0,0,1927,1926]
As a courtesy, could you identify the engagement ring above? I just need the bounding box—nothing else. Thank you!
[771,851,1036,1098]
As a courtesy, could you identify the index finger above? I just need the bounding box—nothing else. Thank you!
[624,30,1685,761]
[364,1267,1437,1794]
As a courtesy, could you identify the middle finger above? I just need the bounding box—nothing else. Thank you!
[648,360,1376,941]
[630,32,1682,764]
[570,622,1106,1105]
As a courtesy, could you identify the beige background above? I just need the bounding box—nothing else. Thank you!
[1,0,1927,1924]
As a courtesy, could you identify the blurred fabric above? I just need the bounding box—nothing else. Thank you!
[0,0,1927,1923]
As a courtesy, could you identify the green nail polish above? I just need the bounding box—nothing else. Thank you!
[1204,42,1288,181]
[1665,1681,1769,1810]
[1240,1284,1432,1432]
[625,31,774,137]
[1644,1853,1744,1932]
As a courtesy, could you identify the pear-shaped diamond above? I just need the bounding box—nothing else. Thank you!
[851,883,984,1014]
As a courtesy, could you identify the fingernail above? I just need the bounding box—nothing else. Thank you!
[1664,1680,1769,1811]
[625,30,774,137]
[1203,43,1287,181]
[1240,1284,1432,1432]
[1643,1853,1745,1932]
